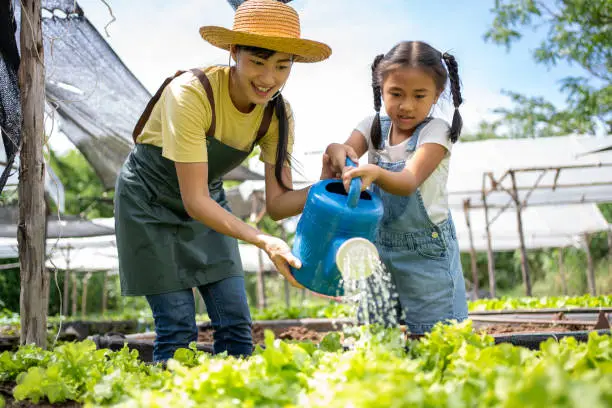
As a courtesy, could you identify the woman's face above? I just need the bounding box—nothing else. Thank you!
[231,47,293,111]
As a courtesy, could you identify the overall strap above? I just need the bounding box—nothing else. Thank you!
[380,116,392,147]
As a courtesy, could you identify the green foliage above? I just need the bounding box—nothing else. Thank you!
[0,259,19,312]
[250,300,352,320]
[484,0,611,136]
[461,120,507,141]
[469,294,612,311]
[47,149,114,218]
[2,322,611,406]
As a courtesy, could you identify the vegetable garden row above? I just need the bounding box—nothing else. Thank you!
[0,295,610,406]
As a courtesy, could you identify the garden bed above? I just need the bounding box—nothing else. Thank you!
[87,317,611,362]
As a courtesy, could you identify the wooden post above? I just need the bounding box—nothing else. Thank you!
[463,199,479,299]
[284,280,291,308]
[583,233,597,296]
[71,272,78,316]
[509,171,531,296]
[281,226,291,307]
[101,271,108,315]
[18,0,49,347]
[62,271,70,316]
[482,190,496,298]
[558,248,568,295]
[608,228,612,276]
[256,248,267,309]
[81,272,91,316]
[198,291,205,314]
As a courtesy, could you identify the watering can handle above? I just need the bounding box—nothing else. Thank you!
[345,157,361,208]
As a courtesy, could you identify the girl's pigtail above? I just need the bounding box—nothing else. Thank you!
[370,54,385,150]
[442,52,463,143]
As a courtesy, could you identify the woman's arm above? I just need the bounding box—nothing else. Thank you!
[175,161,304,287]
[264,163,310,221]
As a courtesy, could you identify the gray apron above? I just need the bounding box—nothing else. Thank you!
[115,68,274,296]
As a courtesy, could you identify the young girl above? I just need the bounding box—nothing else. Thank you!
[114,0,331,362]
[324,41,468,334]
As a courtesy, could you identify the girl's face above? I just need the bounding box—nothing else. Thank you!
[382,67,440,138]
[230,48,293,112]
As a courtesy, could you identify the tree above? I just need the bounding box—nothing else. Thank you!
[48,149,114,218]
[485,0,611,137]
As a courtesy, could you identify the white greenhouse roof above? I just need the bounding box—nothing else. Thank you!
[451,203,609,252]
[447,135,612,209]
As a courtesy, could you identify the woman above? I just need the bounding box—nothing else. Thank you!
[114,0,331,362]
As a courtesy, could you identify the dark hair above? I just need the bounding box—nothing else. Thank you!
[235,45,293,190]
[370,41,463,148]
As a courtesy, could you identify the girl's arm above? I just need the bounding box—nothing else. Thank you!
[342,143,447,195]
[175,161,304,288]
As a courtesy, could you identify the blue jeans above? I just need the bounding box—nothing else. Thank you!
[145,276,252,362]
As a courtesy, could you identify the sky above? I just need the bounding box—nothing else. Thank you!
[47,0,585,178]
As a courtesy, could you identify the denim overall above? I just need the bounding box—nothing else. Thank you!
[370,117,468,334]
[115,68,274,360]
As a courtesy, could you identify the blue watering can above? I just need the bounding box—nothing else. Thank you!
[290,158,384,296]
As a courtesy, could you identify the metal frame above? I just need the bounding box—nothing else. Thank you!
[462,162,612,298]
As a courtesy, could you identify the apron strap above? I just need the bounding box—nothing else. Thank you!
[189,69,217,138]
[255,102,275,144]
[132,70,187,142]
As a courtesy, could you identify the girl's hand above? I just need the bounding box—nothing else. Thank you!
[342,164,380,192]
[324,143,359,179]
[258,234,305,289]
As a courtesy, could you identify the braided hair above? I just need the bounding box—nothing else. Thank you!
[442,52,463,142]
[370,41,464,146]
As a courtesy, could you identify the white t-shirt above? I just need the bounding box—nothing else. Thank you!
[355,116,452,225]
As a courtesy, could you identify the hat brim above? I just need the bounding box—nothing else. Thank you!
[200,26,331,63]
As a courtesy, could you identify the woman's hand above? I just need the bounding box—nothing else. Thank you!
[342,164,380,192]
[258,234,305,289]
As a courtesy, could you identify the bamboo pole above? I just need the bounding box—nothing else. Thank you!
[81,272,91,316]
[558,248,568,295]
[101,271,108,315]
[71,272,78,316]
[608,229,612,276]
[281,226,291,307]
[256,248,267,310]
[482,176,496,298]
[62,262,70,316]
[18,0,49,347]
[509,171,531,296]
[463,199,479,299]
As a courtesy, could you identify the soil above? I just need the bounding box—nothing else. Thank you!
[479,323,591,335]
[197,325,329,344]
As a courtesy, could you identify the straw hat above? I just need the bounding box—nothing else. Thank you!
[199,0,331,63]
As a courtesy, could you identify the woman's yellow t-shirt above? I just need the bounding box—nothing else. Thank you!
[136,65,294,165]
